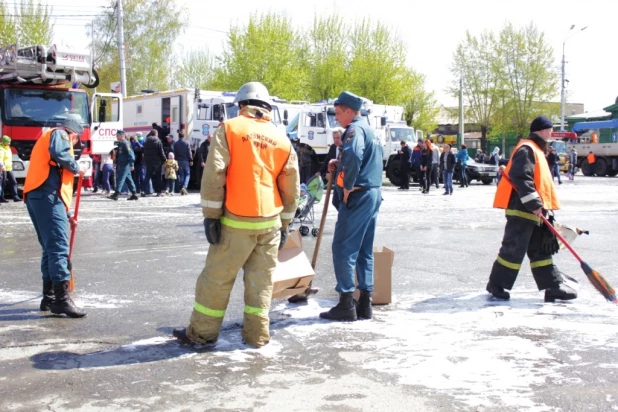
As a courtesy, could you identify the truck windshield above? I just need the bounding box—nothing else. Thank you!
[549,141,566,154]
[225,103,239,119]
[3,88,89,126]
[390,127,415,142]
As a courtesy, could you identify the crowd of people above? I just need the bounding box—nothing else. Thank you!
[85,126,212,199]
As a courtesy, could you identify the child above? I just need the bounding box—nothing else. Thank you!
[295,183,309,217]
[164,152,179,195]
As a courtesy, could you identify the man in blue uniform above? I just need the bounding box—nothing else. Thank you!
[108,130,139,201]
[23,119,87,318]
[320,91,384,322]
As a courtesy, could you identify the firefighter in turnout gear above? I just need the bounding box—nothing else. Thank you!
[23,119,87,318]
[173,82,300,348]
[486,116,577,303]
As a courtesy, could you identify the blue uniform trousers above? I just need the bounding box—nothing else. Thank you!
[26,189,71,284]
[132,164,145,192]
[115,164,136,193]
[332,187,382,293]
[177,160,191,191]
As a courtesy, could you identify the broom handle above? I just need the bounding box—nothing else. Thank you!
[501,174,584,263]
[68,174,83,262]
[311,172,334,269]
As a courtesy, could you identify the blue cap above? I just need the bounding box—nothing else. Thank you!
[334,91,363,111]
[61,119,84,137]
[116,129,126,135]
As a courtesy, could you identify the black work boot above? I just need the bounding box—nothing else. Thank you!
[544,284,577,303]
[108,191,120,201]
[50,281,87,318]
[40,280,54,311]
[356,290,373,319]
[486,281,510,300]
[319,292,357,321]
[173,328,216,345]
[127,192,139,201]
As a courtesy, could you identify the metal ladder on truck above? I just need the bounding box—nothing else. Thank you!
[0,43,99,88]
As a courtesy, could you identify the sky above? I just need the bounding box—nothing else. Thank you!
[46,0,617,113]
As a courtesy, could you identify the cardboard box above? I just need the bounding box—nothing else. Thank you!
[354,246,394,305]
[272,230,315,299]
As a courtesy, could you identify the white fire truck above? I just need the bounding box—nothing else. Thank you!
[0,43,122,188]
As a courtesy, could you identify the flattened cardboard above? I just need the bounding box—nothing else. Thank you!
[354,246,394,305]
[272,230,315,299]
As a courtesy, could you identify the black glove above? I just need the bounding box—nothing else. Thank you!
[540,213,559,255]
[204,218,221,245]
[279,226,289,250]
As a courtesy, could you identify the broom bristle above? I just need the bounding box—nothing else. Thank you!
[584,265,618,303]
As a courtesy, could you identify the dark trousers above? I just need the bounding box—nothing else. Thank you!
[144,164,163,194]
[300,165,312,184]
[177,160,190,190]
[489,216,563,291]
[419,170,427,191]
[400,162,410,189]
[2,170,19,199]
[132,164,145,192]
[92,161,101,190]
[430,164,438,188]
[25,189,71,284]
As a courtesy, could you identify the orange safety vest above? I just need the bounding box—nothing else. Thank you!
[224,113,291,217]
[494,139,559,211]
[23,129,75,211]
[587,153,596,164]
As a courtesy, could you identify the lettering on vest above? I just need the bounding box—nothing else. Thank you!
[241,133,278,150]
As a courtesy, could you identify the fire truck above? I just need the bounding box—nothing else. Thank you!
[0,43,122,188]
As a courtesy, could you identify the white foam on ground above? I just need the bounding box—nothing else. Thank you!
[73,293,133,309]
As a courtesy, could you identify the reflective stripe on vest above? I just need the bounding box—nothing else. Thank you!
[23,129,74,211]
[220,216,279,230]
[224,114,291,217]
[493,140,559,211]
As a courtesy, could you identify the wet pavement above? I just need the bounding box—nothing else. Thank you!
[1,175,618,412]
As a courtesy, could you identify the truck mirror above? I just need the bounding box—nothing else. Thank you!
[381,116,387,126]
[98,104,106,123]
[284,109,288,120]
[283,119,288,126]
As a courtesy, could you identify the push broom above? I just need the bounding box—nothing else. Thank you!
[68,174,83,292]
[501,174,617,303]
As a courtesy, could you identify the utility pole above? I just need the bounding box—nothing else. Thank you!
[561,25,587,131]
[458,75,464,148]
[117,0,127,98]
[91,20,96,93]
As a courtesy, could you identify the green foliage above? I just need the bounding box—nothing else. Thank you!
[172,48,216,90]
[0,0,53,46]
[451,22,558,145]
[93,0,184,95]
[401,69,439,133]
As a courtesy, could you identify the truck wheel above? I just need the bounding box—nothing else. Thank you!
[581,160,594,176]
[387,159,402,187]
[608,170,618,177]
[595,158,608,176]
[482,179,492,185]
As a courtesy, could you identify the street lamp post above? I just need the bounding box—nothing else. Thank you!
[560,25,587,131]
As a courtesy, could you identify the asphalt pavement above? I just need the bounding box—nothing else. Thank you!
[1,175,618,412]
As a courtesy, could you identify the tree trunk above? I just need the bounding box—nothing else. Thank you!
[480,125,488,152]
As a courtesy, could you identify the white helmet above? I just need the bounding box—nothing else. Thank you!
[233,82,272,111]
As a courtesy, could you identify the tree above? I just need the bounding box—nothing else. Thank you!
[305,13,348,101]
[450,30,502,151]
[0,1,16,45]
[172,48,215,90]
[92,0,184,95]
[402,69,439,134]
[347,18,409,104]
[497,23,558,137]
[16,0,54,45]
[216,11,309,100]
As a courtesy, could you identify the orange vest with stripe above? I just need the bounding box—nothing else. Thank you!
[587,153,596,164]
[493,140,559,211]
[224,113,291,217]
[23,129,75,211]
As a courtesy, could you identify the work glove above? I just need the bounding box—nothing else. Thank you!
[279,226,289,250]
[540,213,560,256]
[204,218,221,245]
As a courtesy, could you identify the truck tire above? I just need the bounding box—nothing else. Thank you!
[482,179,492,185]
[608,170,618,177]
[581,159,594,176]
[595,158,608,176]
[387,158,403,187]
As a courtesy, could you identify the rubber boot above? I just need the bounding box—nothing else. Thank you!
[173,328,216,345]
[108,191,120,201]
[544,284,577,303]
[319,292,357,321]
[50,281,87,318]
[39,280,54,311]
[486,281,510,300]
[356,290,373,320]
[127,192,139,201]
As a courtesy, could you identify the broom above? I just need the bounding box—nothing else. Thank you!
[287,172,333,303]
[68,174,83,292]
[501,174,617,303]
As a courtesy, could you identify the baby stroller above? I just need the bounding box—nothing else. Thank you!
[292,175,325,237]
